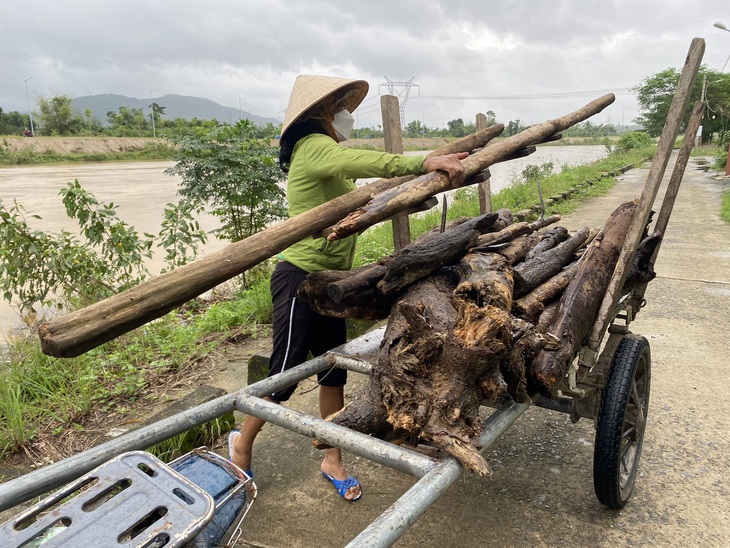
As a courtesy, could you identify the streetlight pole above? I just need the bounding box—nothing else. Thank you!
[24,77,35,136]
[149,89,157,138]
[239,96,247,122]
[714,22,730,175]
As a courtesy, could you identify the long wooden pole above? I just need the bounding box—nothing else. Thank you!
[382,95,411,250]
[586,38,705,351]
[327,93,616,241]
[475,113,493,215]
[38,127,505,357]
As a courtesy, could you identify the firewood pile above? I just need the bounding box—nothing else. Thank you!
[299,201,660,477]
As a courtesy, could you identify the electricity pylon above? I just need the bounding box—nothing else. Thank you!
[379,77,419,129]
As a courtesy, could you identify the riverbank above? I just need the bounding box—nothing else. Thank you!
[0,136,451,156]
[1,135,613,160]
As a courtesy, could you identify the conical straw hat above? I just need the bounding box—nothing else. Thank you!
[280,75,368,140]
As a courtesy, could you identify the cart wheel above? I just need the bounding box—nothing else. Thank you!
[593,335,651,509]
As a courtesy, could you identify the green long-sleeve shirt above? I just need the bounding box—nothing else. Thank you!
[280,133,426,272]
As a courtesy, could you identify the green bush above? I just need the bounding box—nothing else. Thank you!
[608,131,654,154]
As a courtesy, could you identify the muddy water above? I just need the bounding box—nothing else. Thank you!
[0,145,606,337]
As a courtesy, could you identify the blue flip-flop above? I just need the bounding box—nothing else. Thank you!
[227,429,253,479]
[321,471,362,501]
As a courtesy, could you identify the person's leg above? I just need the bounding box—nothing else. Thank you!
[318,385,360,500]
[230,405,268,473]
[314,317,361,500]
[229,262,307,472]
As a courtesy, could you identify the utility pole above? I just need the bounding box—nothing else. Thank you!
[24,77,35,136]
[379,77,419,129]
[149,90,157,138]
[239,96,247,122]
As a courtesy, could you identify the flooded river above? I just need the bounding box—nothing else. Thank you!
[0,145,607,337]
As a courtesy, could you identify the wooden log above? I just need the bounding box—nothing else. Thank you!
[37,129,509,358]
[316,198,439,240]
[327,209,500,306]
[494,233,543,265]
[512,262,579,324]
[327,94,615,241]
[454,252,514,312]
[523,227,570,262]
[425,123,505,157]
[377,213,499,295]
[321,247,567,473]
[621,230,661,294]
[512,227,589,298]
[472,214,561,250]
[297,265,395,320]
[528,200,639,397]
[326,261,389,304]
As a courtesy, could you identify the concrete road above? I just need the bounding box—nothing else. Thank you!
[230,154,730,547]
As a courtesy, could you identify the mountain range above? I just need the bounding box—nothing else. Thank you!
[71,93,280,127]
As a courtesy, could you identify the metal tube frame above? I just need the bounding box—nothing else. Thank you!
[0,325,531,547]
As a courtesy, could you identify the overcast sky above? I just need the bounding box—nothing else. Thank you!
[2,1,730,130]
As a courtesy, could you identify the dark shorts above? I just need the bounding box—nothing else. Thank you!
[267,261,347,402]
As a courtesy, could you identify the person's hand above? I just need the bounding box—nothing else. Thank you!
[423,152,469,188]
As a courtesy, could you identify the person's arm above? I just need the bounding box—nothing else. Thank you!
[301,135,425,180]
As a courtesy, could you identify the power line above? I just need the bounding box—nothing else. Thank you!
[417,88,632,101]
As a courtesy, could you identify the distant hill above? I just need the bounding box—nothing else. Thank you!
[71,93,280,127]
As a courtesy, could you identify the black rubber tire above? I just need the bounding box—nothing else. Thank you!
[593,335,651,509]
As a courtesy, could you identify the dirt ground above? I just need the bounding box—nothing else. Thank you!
[1,154,728,547]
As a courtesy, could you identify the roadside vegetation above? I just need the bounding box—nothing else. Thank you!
[722,189,730,225]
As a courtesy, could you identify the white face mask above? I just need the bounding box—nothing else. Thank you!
[332,109,355,141]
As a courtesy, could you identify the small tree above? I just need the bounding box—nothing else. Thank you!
[37,94,84,136]
[166,120,286,243]
[0,182,206,316]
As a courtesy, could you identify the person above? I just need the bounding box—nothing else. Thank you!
[228,75,467,501]
[23,127,33,137]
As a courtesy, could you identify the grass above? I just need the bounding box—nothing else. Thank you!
[0,280,271,458]
[722,189,730,225]
[0,144,654,460]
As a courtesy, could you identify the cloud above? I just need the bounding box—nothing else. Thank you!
[3,0,730,129]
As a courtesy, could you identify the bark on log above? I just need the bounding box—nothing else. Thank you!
[512,227,590,298]
[512,262,579,324]
[528,200,639,397]
[472,214,561,250]
[37,128,509,358]
[326,262,389,305]
[327,94,615,241]
[494,233,543,265]
[523,227,570,262]
[622,230,661,294]
[297,265,395,320]
[425,124,505,157]
[377,213,499,295]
